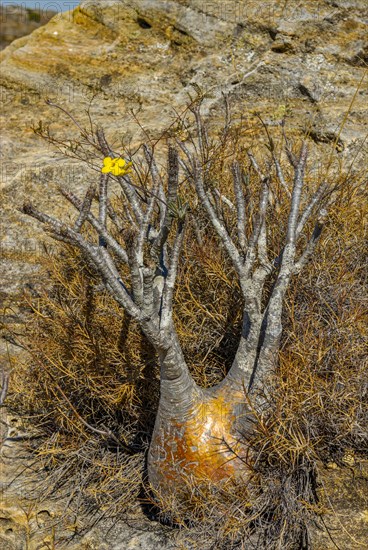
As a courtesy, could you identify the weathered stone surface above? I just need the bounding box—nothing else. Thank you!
[0,410,174,550]
[0,0,367,547]
[312,460,368,549]
[0,0,366,302]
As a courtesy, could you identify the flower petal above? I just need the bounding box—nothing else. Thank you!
[111,165,121,176]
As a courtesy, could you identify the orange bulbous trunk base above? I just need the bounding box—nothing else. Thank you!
[147,386,251,495]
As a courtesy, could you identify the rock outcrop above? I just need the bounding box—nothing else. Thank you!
[0,1,367,548]
[1,0,367,301]
[0,4,56,49]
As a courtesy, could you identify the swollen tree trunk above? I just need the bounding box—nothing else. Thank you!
[23,109,330,499]
[148,341,251,492]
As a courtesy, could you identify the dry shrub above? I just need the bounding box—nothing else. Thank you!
[175,230,242,387]
[4,115,367,547]
[7,243,159,516]
[275,180,368,463]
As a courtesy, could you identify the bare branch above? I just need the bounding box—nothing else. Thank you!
[294,213,326,273]
[257,218,271,272]
[58,186,129,264]
[192,105,209,165]
[167,146,180,206]
[105,197,123,231]
[22,202,140,319]
[251,143,310,387]
[142,267,155,319]
[74,183,96,232]
[151,146,179,263]
[213,188,236,211]
[257,114,291,198]
[245,176,270,274]
[96,127,113,156]
[232,160,247,251]
[222,92,231,130]
[285,143,308,247]
[296,181,329,237]
[143,144,166,226]
[161,220,186,328]
[193,159,242,272]
[124,228,143,308]
[175,139,195,171]
[96,127,144,223]
[247,151,264,180]
[137,187,158,265]
[178,157,193,181]
[117,174,144,223]
[46,99,97,151]
[273,155,291,198]
[282,125,298,168]
[0,369,10,406]
[99,173,109,228]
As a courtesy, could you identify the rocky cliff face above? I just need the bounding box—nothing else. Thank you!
[0,1,367,548]
[1,0,367,301]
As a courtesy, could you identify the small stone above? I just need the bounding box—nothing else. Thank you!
[271,36,295,53]
[341,451,355,467]
[299,75,323,103]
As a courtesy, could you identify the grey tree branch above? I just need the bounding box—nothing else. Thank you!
[253,143,312,386]
[124,228,144,308]
[190,125,325,393]
[285,143,308,247]
[96,127,113,157]
[193,105,208,165]
[161,220,186,329]
[22,202,140,319]
[294,215,326,273]
[244,176,270,276]
[0,369,10,406]
[232,160,247,251]
[58,186,129,265]
[142,267,155,319]
[99,173,109,229]
[137,186,158,265]
[193,159,242,273]
[296,181,328,237]
[247,152,264,180]
[213,188,236,211]
[272,155,291,198]
[151,146,179,264]
[105,197,124,231]
[117,174,144,223]
[74,182,96,232]
[143,144,166,226]
[175,139,196,172]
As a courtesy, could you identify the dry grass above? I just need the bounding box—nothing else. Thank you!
[5,245,158,518]
[3,112,367,547]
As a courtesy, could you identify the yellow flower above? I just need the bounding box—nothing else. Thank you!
[101,157,132,176]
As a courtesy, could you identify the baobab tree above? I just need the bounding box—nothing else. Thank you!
[22,102,330,499]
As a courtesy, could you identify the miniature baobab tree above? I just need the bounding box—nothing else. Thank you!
[23,102,330,497]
